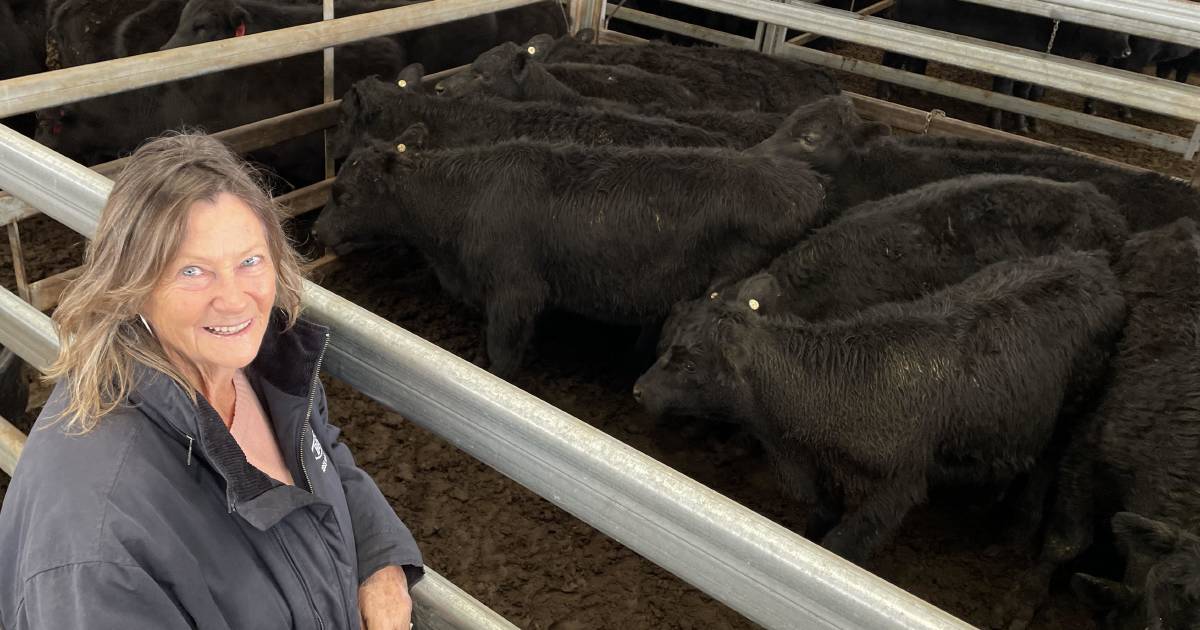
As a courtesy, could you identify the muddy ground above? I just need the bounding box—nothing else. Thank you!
[3,24,1198,630]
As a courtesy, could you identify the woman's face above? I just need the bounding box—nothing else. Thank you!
[142,193,277,382]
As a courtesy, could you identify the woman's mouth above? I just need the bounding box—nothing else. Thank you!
[203,319,252,337]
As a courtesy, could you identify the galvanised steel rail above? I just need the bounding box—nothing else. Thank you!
[955,0,1200,48]
[0,118,973,628]
[0,0,541,118]
[655,0,1200,123]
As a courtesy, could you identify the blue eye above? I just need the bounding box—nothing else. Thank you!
[242,255,262,267]
[181,266,202,278]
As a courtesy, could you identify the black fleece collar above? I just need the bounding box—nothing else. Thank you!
[127,310,331,518]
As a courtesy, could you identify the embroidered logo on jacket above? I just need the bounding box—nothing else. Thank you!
[311,435,328,473]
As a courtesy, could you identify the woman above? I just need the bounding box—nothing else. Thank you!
[0,133,422,629]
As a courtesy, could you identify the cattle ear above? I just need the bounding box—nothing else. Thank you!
[715,313,751,372]
[394,123,428,152]
[1113,512,1184,557]
[852,121,890,145]
[396,63,424,91]
[511,50,531,83]
[229,5,250,36]
[1071,573,1136,611]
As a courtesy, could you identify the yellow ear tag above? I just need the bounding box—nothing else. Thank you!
[527,46,537,55]
[396,143,407,153]
[397,79,408,88]
[748,299,760,311]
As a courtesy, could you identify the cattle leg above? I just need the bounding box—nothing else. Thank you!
[989,76,1015,130]
[483,287,546,377]
[877,52,906,100]
[761,443,841,538]
[820,476,925,564]
[1013,82,1035,133]
[992,441,1097,629]
[804,481,845,541]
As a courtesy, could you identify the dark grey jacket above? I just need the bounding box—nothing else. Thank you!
[0,315,423,629]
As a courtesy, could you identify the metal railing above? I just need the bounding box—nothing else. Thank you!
[0,119,974,629]
[605,0,1200,166]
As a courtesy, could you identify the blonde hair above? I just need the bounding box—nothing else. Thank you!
[46,131,306,432]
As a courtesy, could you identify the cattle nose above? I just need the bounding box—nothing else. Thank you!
[632,384,643,403]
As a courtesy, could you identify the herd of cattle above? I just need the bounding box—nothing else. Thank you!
[2,1,1200,629]
[313,31,1200,629]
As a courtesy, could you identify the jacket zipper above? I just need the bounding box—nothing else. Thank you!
[166,423,195,467]
[298,332,331,494]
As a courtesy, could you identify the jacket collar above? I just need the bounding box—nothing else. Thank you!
[126,310,330,515]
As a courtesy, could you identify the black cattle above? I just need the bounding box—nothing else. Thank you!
[332,69,735,158]
[783,95,1200,232]
[37,34,404,174]
[0,347,28,425]
[729,174,1128,320]
[162,0,563,71]
[664,108,788,148]
[1,0,48,136]
[38,0,408,181]
[525,30,839,112]
[636,252,1124,563]
[1072,514,1200,630]
[612,1,759,41]
[435,43,704,112]
[881,0,1131,131]
[1025,220,1200,630]
[313,128,832,375]
[47,0,152,67]
[1084,37,1199,120]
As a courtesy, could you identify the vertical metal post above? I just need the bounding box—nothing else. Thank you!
[1188,124,1200,189]
[322,0,336,181]
[6,223,29,304]
[758,0,788,55]
[571,0,604,38]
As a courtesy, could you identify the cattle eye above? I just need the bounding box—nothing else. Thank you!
[709,292,719,300]
[527,46,537,54]
[747,299,760,311]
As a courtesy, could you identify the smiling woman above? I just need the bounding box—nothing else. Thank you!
[0,132,423,630]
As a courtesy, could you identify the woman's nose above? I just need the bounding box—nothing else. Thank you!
[211,273,251,311]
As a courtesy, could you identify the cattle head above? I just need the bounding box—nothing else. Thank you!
[162,0,251,50]
[434,42,542,100]
[313,126,428,256]
[746,94,889,171]
[1078,26,1132,60]
[635,300,757,422]
[333,68,426,160]
[1115,218,1200,298]
[521,33,559,61]
[1073,513,1200,630]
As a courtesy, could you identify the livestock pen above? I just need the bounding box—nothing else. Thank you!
[1,0,1198,628]
[600,0,1200,182]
